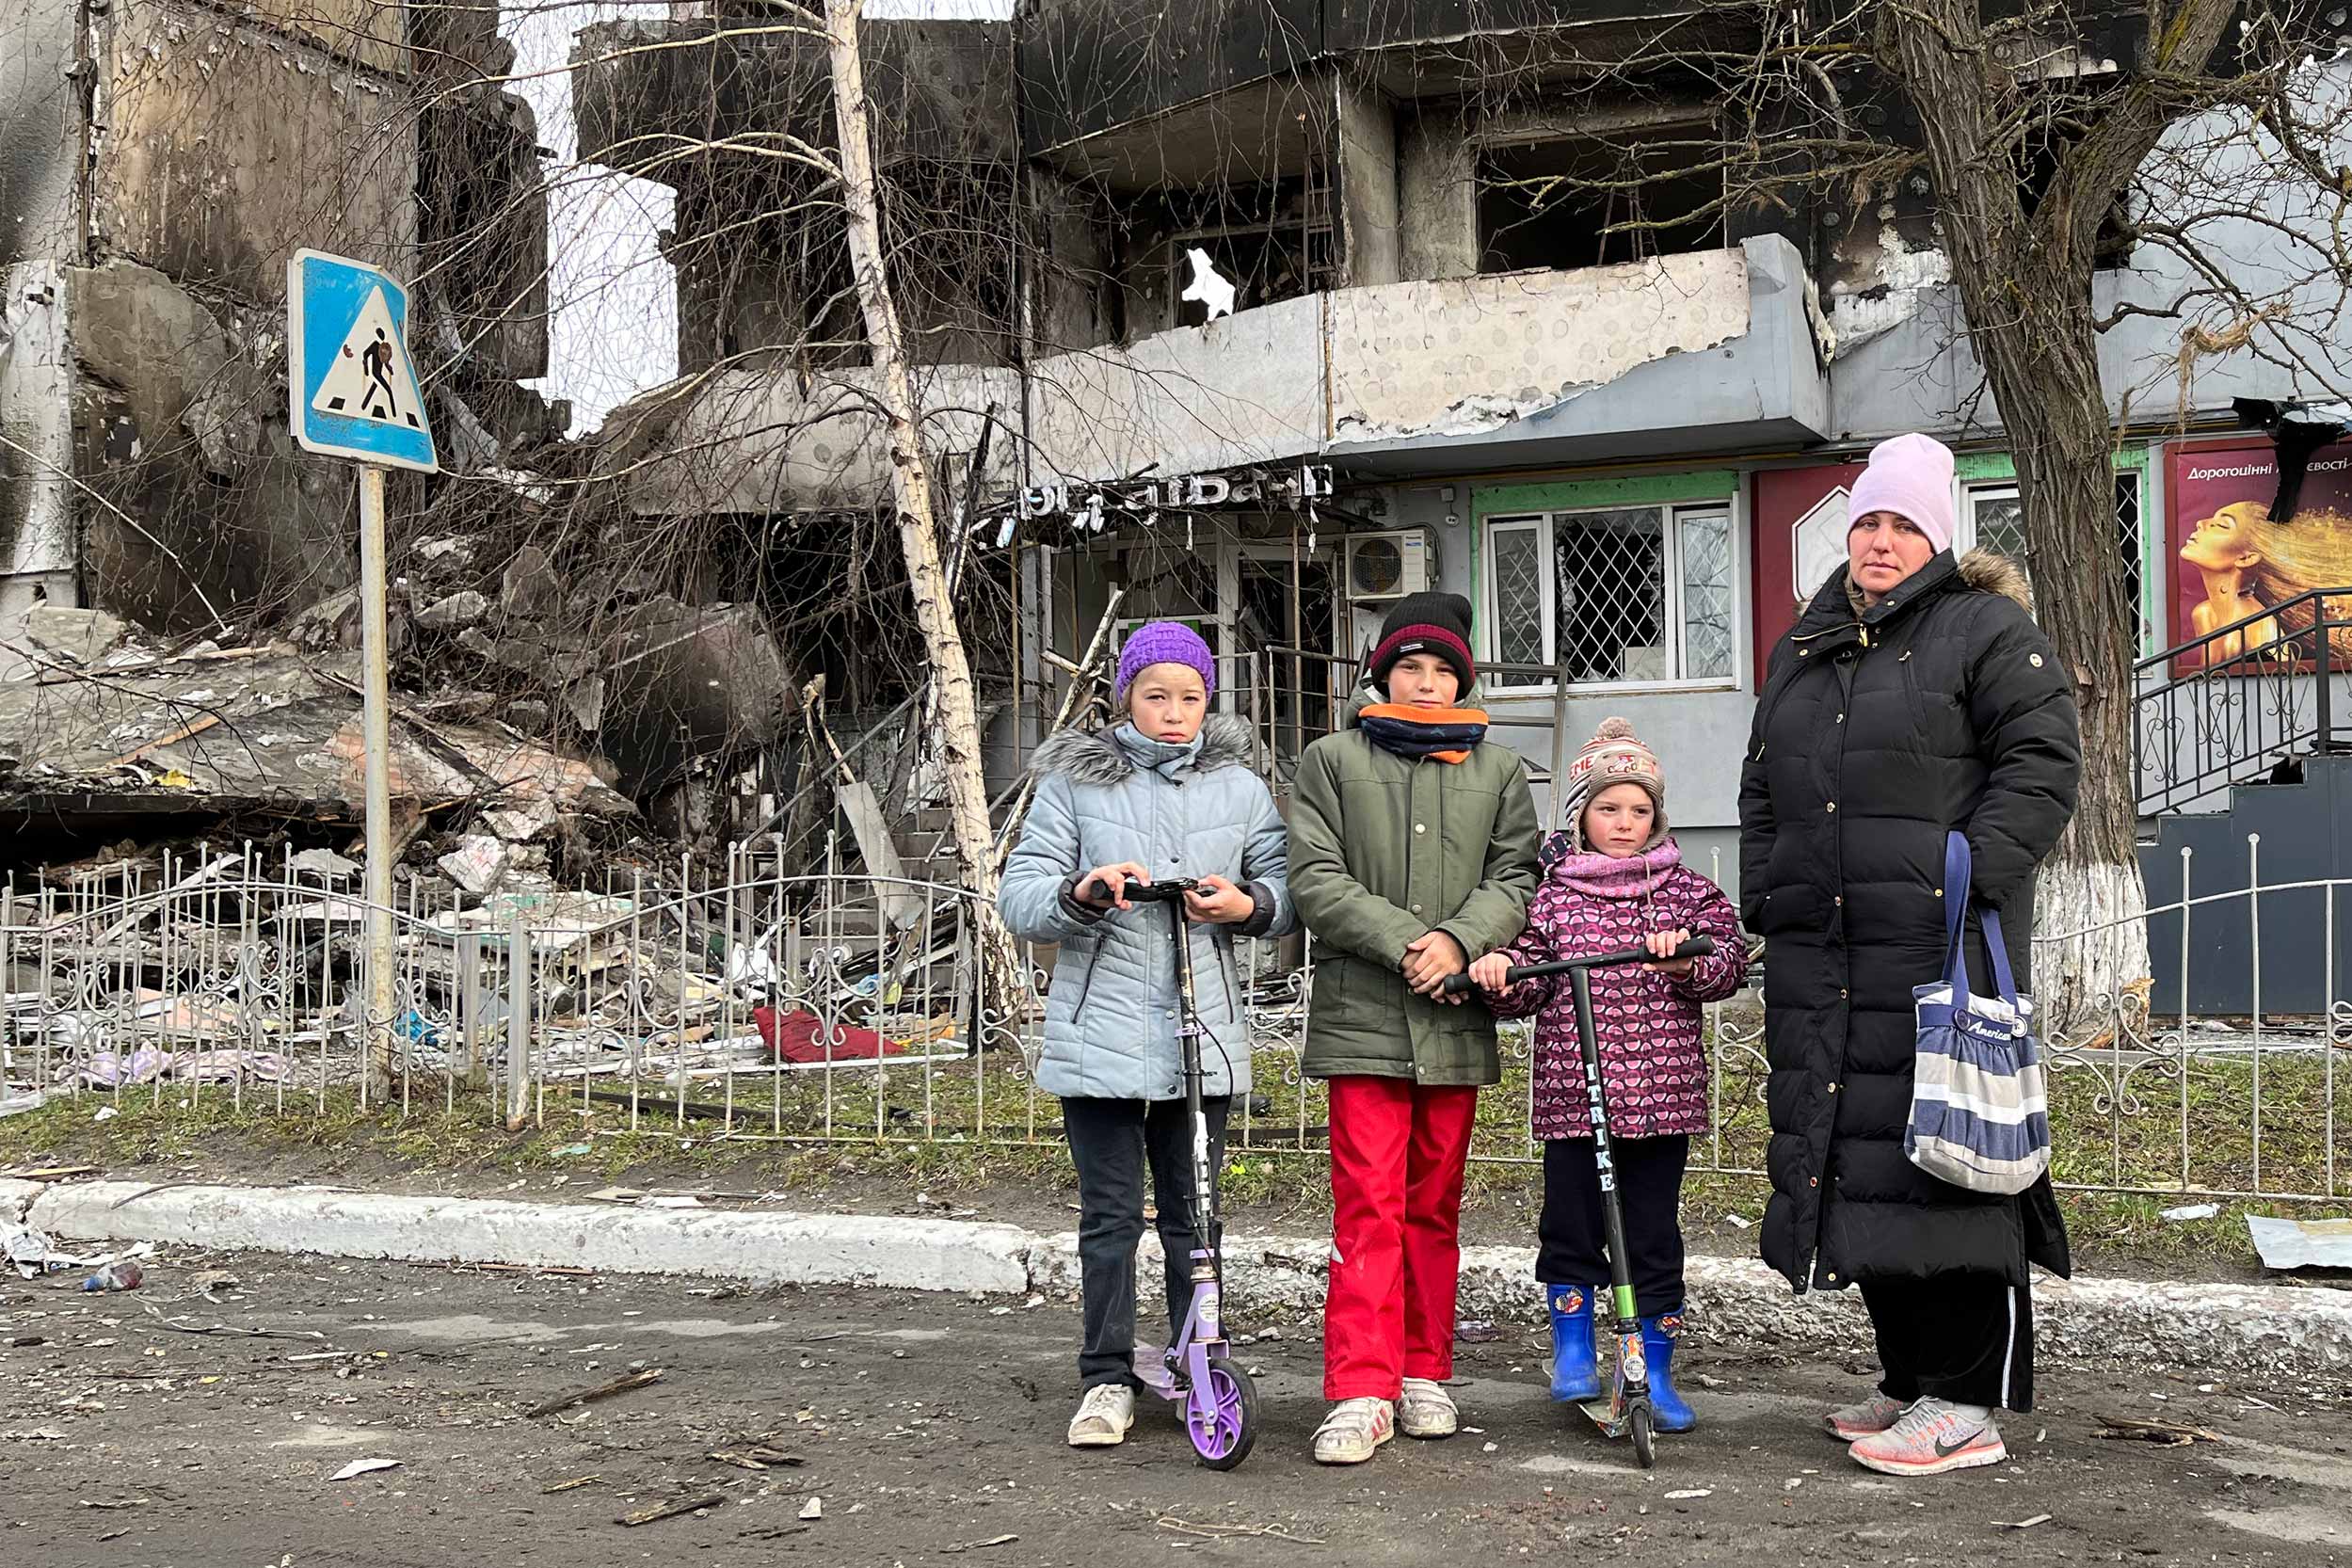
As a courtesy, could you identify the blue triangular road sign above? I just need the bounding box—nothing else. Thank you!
[288,249,440,473]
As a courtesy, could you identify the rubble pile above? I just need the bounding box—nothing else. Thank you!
[0,833,987,1118]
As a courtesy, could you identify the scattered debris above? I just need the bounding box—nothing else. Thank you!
[439,835,512,896]
[798,1496,824,1521]
[188,1270,239,1299]
[541,1475,602,1495]
[619,1493,728,1528]
[150,1317,325,1343]
[287,848,362,879]
[77,1497,149,1510]
[329,1458,403,1481]
[1994,1514,2053,1530]
[943,1536,1020,1553]
[708,1447,803,1471]
[2159,1202,2220,1222]
[1456,1319,1501,1344]
[416,590,489,632]
[526,1366,664,1418]
[1665,1489,1713,1500]
[2,1163,100,1180]
[1156,1516,1325,1544]
[74,1048,288,1090]
[4,1428,68,1441]
[5,1224,64,1278]
[2095,1414,2224,1446]
[79,1260,143,1292]
[2247,1213,2352,1271]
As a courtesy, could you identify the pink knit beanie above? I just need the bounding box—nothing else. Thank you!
[1848,433,1957,553]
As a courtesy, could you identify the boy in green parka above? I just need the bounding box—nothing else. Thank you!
[1288,591,1539,1465]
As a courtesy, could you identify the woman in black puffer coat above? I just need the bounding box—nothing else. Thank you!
[1738,433,2080,1479]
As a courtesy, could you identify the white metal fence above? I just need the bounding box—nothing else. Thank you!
[0,840,2341,1203]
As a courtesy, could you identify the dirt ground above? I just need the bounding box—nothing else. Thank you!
[7,1248,2350,1568]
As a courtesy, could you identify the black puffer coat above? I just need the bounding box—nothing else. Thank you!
[1738,550,2080,1294]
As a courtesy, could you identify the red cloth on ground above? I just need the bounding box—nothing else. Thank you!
[755,1007,904,1064]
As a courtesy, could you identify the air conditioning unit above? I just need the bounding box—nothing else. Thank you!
[1344,529,1439,603]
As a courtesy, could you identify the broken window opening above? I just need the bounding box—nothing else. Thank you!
[1160,222,1339,328]
[1114,176,1339,338]
[1477,125,1724,274]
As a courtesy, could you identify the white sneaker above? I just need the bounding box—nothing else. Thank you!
[1849,1398,2006,1476]
[1398,1377,1458,1439]
[1312,1397,1395,1464]
[1066,1384,1134,1448]
[1823,1394,1908,1442]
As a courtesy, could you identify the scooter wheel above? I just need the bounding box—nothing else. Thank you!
[1187,1355,1257,1471]
[1630,1403,1656,1469]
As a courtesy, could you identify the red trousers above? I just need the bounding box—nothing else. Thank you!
[1322,1075,1480,1400]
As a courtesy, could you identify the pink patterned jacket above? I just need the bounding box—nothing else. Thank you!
[1488,837,1747,1141]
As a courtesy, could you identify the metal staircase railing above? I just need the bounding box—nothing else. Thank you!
[2135,585,2352,814]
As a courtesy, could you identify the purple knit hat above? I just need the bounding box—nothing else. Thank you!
[1115,620,1216,702]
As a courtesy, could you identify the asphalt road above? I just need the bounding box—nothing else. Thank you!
[5,1250,2349,1566]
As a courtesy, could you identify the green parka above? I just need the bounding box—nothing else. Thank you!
[1289,688,1541,1086]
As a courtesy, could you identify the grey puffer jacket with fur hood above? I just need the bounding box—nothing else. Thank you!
[1000,715,1294,1100]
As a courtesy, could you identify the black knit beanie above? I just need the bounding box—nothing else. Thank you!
[1368,591,1477,694]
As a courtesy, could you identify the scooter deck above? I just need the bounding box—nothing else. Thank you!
[1579,1397,1637,1437]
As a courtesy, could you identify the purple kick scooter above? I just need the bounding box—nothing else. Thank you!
[1121,876,1257,1470]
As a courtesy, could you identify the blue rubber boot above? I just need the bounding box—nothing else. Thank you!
[1640,1313,1696,1432]
[1545,1286,1602,1402]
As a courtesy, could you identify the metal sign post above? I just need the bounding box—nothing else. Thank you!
[287,250,440,1098]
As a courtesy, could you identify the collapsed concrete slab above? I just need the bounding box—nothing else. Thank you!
[0,643,632,828]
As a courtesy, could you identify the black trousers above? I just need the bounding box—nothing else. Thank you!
[1536,1134,1688,1318]
[1862,1275,2036,1413]
[1063,1095,1230,1390]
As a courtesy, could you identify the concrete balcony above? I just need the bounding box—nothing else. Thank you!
[613,234,1827,515]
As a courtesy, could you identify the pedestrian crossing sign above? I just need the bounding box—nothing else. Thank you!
[287,248,439,473]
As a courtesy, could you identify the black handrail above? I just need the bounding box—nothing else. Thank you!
[2135,584,2352,816]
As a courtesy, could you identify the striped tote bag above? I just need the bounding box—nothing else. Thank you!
[1906,832,2053,1195]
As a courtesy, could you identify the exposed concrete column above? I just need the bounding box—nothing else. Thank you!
[1336,71,1400,288]
[1397,103,1479,282]
[1028,168,1110,355]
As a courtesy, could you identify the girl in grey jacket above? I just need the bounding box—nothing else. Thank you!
[999,620,1293,1451]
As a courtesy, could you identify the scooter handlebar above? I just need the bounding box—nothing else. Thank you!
[1437,936,1717,996]
[1119,876,1201,904]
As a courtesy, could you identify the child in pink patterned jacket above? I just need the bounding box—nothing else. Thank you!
[1467,716,1745,1434]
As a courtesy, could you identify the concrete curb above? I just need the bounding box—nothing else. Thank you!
[1035,1232,2352,1376]
[26,1180,1030,1294]
[17,1178,2351,1376]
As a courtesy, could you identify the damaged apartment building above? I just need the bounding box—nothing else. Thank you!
[0,0,818,883]
[577,0,2352,942]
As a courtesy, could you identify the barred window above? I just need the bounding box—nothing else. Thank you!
[1482,504,1737,691]
[1964,473,2147,652]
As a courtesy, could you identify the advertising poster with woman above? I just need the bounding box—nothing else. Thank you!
[2169,440,2352,671]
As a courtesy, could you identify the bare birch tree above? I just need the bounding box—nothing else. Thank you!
[822,0,1001,910]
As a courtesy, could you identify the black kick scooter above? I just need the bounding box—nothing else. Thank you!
[1442,936,1716,1469]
